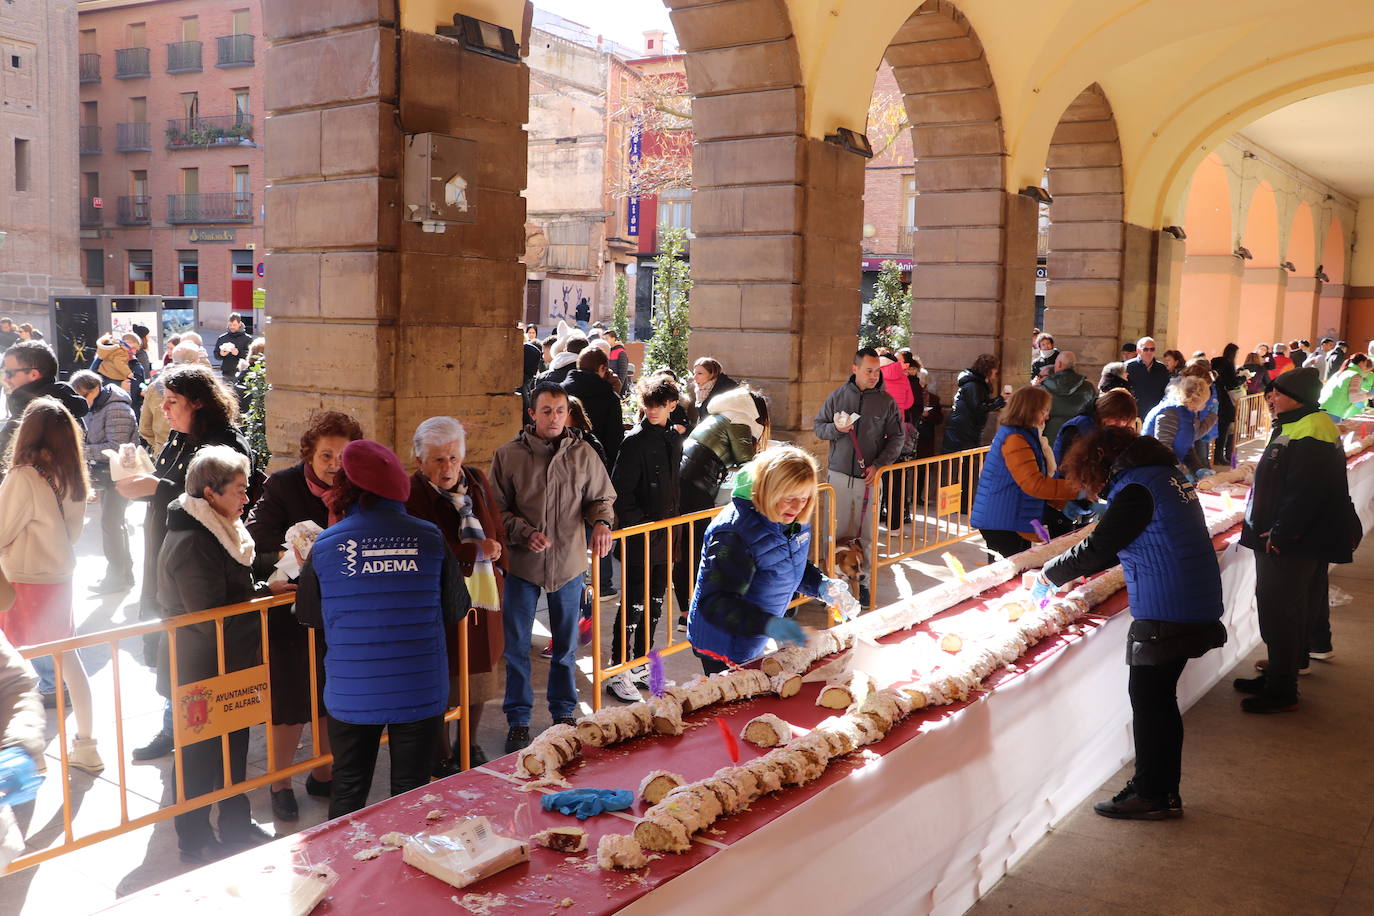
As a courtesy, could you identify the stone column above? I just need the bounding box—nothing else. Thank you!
[262,2,528,465]
[1179,255,1244,353]
[1315,282,1346,341]
[1237,267,1287,351]
[1280,276,1319,344]
[671,0,864,451]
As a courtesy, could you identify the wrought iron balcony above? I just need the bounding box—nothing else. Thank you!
[80,199,103,228]
[116,195,152,226]
[114,47,150,79]
[166,40,202,73]
[166,192,253,224]
[165,115,255,149]
[116,122,151,152]
[79,53,100,83]
[216,34,254,67]
[79,125,101,155]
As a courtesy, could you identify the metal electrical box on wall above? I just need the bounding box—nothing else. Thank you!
[403,133,478,225]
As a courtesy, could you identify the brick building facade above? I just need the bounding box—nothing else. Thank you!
[77,0,264,327]
[0,0,85,329]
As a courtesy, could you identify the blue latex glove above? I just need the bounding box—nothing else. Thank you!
[1194,468,1215,480]
[1062,501,1094,522]
[541,787,634,820]
[1092,500,1109,515]
[764,615,806,647]
[0,747,41,807]
[1030,575,1059,606]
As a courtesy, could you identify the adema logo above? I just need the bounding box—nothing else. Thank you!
[338,539,358,576]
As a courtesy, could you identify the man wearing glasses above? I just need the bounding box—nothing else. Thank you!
[0,341,89,462]
[1126,336,1171,419]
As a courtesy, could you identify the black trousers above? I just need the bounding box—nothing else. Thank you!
[1212,419,1234,466]
[694,649,728,676]
[1255,550,1325,700]
[614,559,667,665]
[1127,659,1188,799]
[174,727,250,850]
[327,714,442,819]
[980,528,1031,560]
[99,486,134,582]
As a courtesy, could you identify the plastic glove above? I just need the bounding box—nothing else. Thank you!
[1029,575,1060,607]
[822,577,861,621]
[1062,501,1095,522]
[764,615,806,647]
[0,747,41,808]
[541,787,634,820]
[1092,500,1109,515]
[1194,468,1215,480]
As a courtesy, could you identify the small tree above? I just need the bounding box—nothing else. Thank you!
[644,227,692,379]
[611,273,631,343]
[242,359,270,471]
[859,259,912,351]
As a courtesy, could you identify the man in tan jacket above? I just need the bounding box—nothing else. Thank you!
[491,381,614,753]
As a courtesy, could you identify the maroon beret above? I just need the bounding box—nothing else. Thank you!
[340,439,411,503]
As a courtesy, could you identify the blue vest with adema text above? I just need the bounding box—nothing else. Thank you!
[971,425,1045,532]
[312,499,449,725]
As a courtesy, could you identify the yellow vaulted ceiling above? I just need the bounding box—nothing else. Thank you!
[790,0,1374,226]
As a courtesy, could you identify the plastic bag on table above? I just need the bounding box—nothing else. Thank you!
[401,816,530,890]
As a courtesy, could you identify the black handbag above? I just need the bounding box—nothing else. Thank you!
[1126,618,1227,666]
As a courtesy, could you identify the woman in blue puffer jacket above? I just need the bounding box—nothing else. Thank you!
[1142,375,1212,476]
[686,446,855,674]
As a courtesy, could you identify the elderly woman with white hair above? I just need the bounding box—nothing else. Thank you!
[1142,375,1214,478]
[403,416,505,771]
[158,445,294,863]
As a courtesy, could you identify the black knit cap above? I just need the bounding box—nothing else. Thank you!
[1271,366,1321,407]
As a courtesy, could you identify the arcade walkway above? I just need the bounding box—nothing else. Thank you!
[970,539,1374,916]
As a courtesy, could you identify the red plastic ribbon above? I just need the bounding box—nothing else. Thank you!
[714,717,740,764]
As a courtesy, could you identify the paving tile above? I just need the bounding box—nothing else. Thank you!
[967,875,1154,914]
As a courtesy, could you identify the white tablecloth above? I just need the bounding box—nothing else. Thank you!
[624,453,1374,916]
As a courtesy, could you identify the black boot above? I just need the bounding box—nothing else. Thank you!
[504,726,530,754]
[1093,781,1173,820]
[1241,693,1299,714]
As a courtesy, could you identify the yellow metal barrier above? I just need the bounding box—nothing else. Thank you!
[7,595,469,874]
[866,446,991,611]
[1233,391,1270,448]
[589,483,836,711]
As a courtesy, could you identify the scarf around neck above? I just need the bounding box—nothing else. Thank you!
[430,472,500,611]
[178,493,256,567]
[304,462,332,499]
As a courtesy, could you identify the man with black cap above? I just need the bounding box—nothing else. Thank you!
[1234,367,1361,713]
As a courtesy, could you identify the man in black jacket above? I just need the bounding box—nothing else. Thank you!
[605,375,682,703]
[0,341,89,462]
[1234,367,1361,713]
[214,315,253,380]
[562,347,624,470]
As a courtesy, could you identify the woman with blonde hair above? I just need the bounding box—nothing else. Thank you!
[970,386,1081,558]
[0,398,101,773]
[686,446,856,674]
[1142,375,1212,476]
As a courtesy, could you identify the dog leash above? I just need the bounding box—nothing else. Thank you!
[846,426,872,534]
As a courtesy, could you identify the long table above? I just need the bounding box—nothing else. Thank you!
[100,445,1374,916]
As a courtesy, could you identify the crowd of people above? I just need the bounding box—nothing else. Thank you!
[0,315,1366,868]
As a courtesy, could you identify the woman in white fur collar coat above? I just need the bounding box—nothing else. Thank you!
[156,445,293,864]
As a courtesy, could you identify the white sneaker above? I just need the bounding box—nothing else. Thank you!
[69,737,104,775]
[605,671,642,704]
[629,665,649,687]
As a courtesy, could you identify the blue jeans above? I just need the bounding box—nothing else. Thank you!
[31,654,56,695]
[502,573,583,727]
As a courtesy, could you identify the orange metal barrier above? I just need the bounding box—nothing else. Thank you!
[7,595,468,874]
[866,446,991,611]
[588,483,837,711]
[1233,391,1270,448]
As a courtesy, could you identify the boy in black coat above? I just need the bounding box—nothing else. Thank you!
[604,374,682,702]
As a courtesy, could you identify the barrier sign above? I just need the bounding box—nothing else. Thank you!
[936,483,962,517]
[173,664,270,744]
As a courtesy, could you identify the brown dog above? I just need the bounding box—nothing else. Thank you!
[833,537,865,592]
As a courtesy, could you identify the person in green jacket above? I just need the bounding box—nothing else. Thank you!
[1318,353,1371,420]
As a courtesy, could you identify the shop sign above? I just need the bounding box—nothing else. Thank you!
[189,228,237,243]
[936,483,963,517]
[173,664,270,744]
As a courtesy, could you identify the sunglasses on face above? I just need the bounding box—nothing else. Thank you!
[1140,347,1156,352]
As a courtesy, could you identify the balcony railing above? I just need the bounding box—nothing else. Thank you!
[166,192,253,224]
[165,114,255,149]
[116,195,152,226]
[79,53,100,83]
[80,199,103,228]
[166,40,203,73]
[216,33,254,67]
[79,125,101,155]
[116,122,151,152]
[899,226,916,251]
[114,47,150,78]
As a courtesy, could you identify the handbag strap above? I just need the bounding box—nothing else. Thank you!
[35,467,68,526]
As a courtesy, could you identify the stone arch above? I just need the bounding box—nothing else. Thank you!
[1234,181,1284,352]
[1280,202,1318,343]
[1175,154,1238,355]
[671,0,863,444]
[884,0,1034,388]
[1042,84,1124,374]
